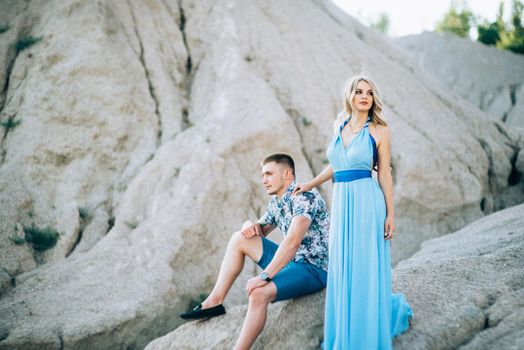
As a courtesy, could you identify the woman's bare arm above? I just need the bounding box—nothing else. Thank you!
[293,117,342,195]
[376,125,396,239]
[292,165,333,195]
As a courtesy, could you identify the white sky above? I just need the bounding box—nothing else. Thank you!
[332,0,513,37]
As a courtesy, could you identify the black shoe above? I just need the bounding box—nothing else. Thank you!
[179,303,226,320]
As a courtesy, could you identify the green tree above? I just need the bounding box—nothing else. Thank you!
[499,0,524,53]
[437,0,524,54]
[370,13,390,35]
[477,0,524,54]
[477,3,504,45]
[436,1,474,38]
[478,22,501,44]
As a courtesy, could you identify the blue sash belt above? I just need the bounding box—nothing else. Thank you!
[333,170,371,183]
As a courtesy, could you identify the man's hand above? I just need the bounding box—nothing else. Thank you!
[241,220,262,239]
[246,276,268,295]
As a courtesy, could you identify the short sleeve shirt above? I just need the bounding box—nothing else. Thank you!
[258,181,330,271]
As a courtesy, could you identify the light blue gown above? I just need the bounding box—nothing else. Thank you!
[323,116,413,349]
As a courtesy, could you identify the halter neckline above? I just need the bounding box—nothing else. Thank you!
[337,115,377,169]
[339,115,371,133]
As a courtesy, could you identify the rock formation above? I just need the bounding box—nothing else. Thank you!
[146,291,326,350]
[395,203,524,349]
[146,203,524,349]
[395,31,524,128]
[0,0,523,349]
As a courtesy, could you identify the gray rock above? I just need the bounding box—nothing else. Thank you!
[507,84,524,128]
[0,268,12,296]
[145,203,524,350]
[0,0,164,273]
[517,148,524,174]
[146,291,325,350]
[459,289,524,350]
[395,31,524,129]
[0,1,523,349]
[394,203,524,349]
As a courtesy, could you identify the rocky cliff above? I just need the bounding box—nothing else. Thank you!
[395,31,524,129]
[146,203,524,349]
[0,0,523,349]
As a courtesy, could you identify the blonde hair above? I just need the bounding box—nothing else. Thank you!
[339,74,387,126]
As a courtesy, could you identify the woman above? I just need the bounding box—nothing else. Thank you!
[293,75,413,349]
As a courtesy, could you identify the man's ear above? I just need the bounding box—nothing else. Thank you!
[285,168,293,180]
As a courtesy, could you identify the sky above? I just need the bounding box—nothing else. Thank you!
[332,0,513,38]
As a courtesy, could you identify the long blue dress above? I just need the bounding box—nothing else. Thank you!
[323,116,413,349]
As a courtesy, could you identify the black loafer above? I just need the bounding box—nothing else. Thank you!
[179,303,226,320]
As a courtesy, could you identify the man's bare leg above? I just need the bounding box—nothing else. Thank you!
[233,283,277,350]
[201,231,264,308]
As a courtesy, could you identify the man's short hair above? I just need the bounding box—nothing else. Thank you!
[261,153,295,176]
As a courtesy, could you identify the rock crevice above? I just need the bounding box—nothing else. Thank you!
[126,0,163,149]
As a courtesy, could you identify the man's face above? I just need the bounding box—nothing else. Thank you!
[261,162,290,196]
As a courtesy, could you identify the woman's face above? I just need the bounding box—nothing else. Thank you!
[352,80,374,113]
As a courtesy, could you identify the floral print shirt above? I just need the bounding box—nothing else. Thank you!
[258,181,330,271]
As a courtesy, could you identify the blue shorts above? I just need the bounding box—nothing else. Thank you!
[256,237,327,302]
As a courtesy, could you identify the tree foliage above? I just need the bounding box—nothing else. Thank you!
[438,0,524,54]
[477,3,504,45]
[500,0,524,53]
[370,13,390,35]
[436,1,474,38]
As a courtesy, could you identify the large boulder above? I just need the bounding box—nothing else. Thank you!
[394,202,524,349]
[0,0,172,276]
[0,0,523,349]
[146,292,326,350]
[395,31,524,128]
[145,203,524,349]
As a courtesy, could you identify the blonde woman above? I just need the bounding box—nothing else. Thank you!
[293,75,413,349]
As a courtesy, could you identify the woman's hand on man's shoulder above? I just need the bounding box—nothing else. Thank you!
[292,182,312,196]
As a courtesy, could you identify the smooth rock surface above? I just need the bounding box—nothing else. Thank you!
[146,291,325,350]
[394,203,524,349]
[145,203,524,350]
[395,31,524,128]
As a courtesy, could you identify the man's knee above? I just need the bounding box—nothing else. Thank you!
[228,231,263,262]
[230,231,260,248]
[231,230,244,241]
[229,231,245,248]
[249,285,276,305]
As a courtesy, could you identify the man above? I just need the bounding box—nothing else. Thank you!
[180,153,330,350]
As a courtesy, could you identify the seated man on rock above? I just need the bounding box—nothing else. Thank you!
[180,153,330,350]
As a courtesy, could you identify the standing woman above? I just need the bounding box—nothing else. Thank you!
[293,75,413,349]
